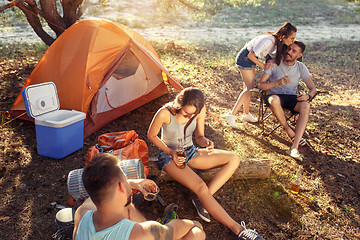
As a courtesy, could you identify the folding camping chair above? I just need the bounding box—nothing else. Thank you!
[256,54,306,136]
[256,82,323,147]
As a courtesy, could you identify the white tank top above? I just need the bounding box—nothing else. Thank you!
[161,112,197,149]
[75,210,136,240]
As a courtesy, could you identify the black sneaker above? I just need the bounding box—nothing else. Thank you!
[192,198,211,222]
[238,221,265,240]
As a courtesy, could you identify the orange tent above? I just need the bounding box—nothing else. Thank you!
[11,18,183,137]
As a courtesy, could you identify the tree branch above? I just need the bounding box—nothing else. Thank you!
[76,0,93,19]
[0,2,15,12]
[178,0,200,11]
[24,0,36,6]
[17,2,55,45]
[39,0,66,36]
[76,3,88,20]
[0,0,23,13]
[62,0,84,27]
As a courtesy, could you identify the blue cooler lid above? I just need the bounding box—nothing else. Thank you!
[22,82,60,118]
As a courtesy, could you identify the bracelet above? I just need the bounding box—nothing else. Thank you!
[307,93,312,102]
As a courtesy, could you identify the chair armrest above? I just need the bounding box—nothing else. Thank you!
[308,90,329,102]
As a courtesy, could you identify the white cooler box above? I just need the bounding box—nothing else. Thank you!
[22,82,86,159]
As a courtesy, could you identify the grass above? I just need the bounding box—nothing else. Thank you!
[1,38,359,238]
[0,41,47,60]
[2,0,359,35]
[0,1,360,239]
[208,0,360,27]
[83,0,360,29]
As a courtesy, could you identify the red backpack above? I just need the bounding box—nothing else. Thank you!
[85,130,149,177]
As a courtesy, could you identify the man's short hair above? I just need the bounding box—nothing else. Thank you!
[294,41,306,53]
[82,153,125,205]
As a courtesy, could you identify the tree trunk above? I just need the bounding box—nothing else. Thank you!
[62,0,83,28]
[39,0,66,37]
[198,158,271,180]
[18,3,56,46]
[0,0,84,46]
[148,158,271,181]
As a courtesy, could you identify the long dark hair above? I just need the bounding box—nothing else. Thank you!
[273,22,297,65]
[165,87,205,140]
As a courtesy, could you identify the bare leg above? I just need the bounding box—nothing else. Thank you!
[243,68,255,114]
[180,226,206,240]
[230,68,256,115]
[167,220,206,240]
[268,95,295,138]
[164,161,243,235]
[188,149,240,194]
[291,101,310,150]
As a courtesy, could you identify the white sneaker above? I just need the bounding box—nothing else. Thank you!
[286,148,303,161]
[242,113,258,123]
[238,221,265,240]
[224,113,237,127]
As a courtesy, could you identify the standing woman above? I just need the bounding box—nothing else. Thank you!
[225,22,297,127]
[148,87,265,239]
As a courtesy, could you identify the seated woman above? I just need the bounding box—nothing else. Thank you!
[148,87,265,239]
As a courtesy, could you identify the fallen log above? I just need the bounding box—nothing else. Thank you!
[148,158,271,180]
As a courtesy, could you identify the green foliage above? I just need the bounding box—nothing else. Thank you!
[305,41,360,69]
[156,0,270,20]
[90,0,360,29]
[154,0,360,25]
[209,0,360,27]
[346,0,360,4]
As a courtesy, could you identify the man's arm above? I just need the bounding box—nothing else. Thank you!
[258,72,290,91]
[72,198,97,240]
[128,179,159,198]
[303,76,317,98]
[297,76,317,101]
[130,219,202,240]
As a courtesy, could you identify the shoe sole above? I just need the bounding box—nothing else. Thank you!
[225,120,236,128]
[157,203,179,224]
[286,150,303,161]
[192,200,211,222]
[224,117,237,128]
[242,118,258,123]
[243,120,258,123]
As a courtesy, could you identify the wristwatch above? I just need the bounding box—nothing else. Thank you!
[307,93,312,102]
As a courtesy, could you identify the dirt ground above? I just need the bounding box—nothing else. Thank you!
[1,2,360,239]
[1,39,359,240]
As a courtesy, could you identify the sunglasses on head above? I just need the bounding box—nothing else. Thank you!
[144,188,160,201]
[286,36,296,42]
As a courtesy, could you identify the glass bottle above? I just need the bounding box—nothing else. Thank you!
[176,138,186,169]
[290,165,303,194]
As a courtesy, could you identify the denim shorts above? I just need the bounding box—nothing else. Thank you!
[157,145,199,171]
[235,48,257,70]
[264,94,299,114]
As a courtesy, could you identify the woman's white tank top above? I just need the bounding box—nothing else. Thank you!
[161,113,197,149]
